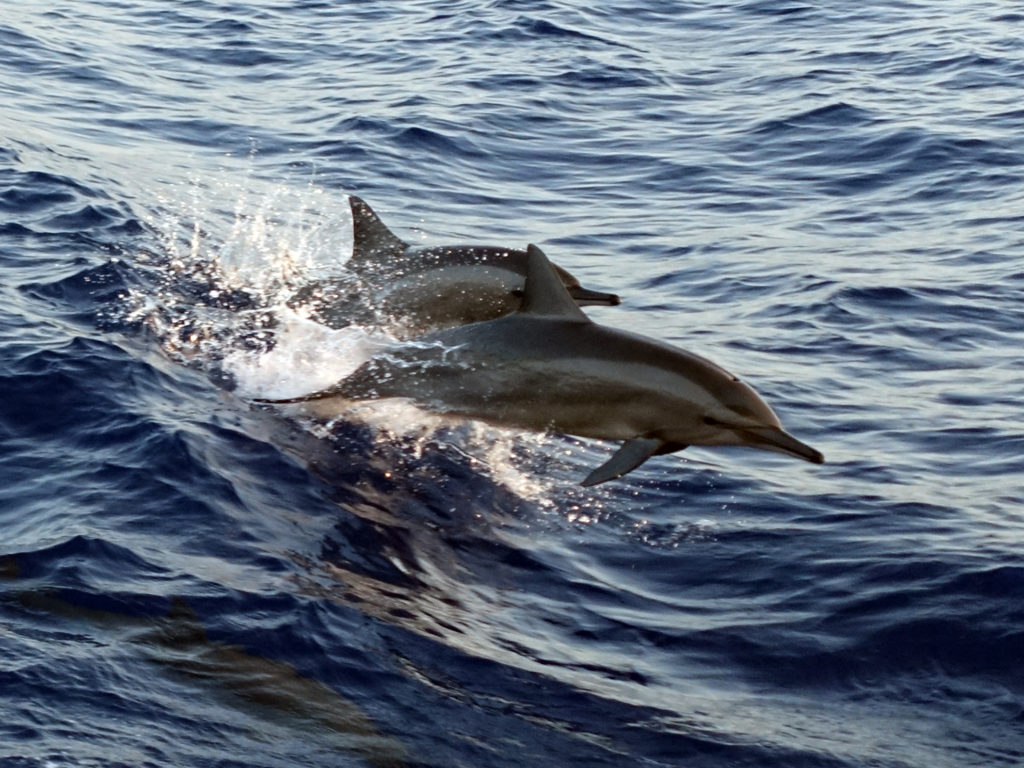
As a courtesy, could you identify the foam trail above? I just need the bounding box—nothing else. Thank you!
[225,308,394,401]
[126,174,584,504]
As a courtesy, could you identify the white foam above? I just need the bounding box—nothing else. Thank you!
[128,174,578,506]
[225,308,393,401]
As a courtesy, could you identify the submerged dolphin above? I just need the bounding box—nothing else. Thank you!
[293,196,619,334]
[262,244,823,486]
[0,559,406,768]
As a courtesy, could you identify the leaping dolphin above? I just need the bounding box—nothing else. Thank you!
[292,196,620,334]
[262,244,823,486]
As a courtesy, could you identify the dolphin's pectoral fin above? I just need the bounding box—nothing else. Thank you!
[581,437,665,487]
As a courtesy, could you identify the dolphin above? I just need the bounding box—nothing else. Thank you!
[261,244,823,486]
[0,567,407,768]
[292,196,620,334]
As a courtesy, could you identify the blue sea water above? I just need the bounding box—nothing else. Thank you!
[2,1,1023,766]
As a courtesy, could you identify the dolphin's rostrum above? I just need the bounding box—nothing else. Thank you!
[261,244,823,486]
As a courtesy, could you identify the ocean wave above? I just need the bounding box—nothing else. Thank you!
[2,1,1024,766]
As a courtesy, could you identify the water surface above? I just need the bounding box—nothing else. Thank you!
[1,2,1023,766]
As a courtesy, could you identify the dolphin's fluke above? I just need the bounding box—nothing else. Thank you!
[349,195,408,265]
[253,387,342,405]
[582,436,667,486]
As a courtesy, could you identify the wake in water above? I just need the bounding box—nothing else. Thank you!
[119,175,586,505]
[123,176,357,377]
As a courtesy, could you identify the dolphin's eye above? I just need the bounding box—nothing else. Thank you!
[510,289,525,298]
[703,416,722,426]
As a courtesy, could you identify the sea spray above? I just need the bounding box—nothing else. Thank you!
[120,174,573,501]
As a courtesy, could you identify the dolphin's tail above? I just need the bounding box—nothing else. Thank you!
[253,387,343,405]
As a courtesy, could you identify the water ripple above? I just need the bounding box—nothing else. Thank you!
[2,1,1024,766]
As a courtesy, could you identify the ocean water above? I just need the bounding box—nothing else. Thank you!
[2,1,1023,766]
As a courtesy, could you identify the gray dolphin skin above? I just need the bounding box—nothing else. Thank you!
[261,244,824,486]
[295,196,620,333]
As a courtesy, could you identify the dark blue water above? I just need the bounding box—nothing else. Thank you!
[3,2,1023,766]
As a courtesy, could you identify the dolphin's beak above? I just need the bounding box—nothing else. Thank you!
[568,286,621,306]
[739,426,825,464]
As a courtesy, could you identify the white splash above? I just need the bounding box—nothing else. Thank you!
[126,173,570,504]
[225,310,392,401]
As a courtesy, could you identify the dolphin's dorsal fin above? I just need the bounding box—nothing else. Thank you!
[348,195,408,266]
[519,244,589,321]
